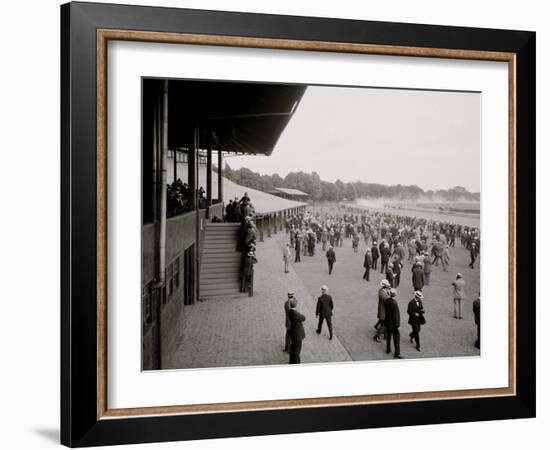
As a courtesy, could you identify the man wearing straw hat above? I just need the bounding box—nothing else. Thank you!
[407,291,426,351]
[374,279,391,342]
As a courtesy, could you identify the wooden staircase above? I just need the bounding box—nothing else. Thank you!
[199,223,245,300]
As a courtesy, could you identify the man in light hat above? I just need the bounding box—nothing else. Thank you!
[452,273,466,319]
[316,285,334,340]
[374,280,391,342]
[407,291,426,351]
[385,288,403,358]
[283,243,291,273]
[288,297,306,364]
[283,292,294,352]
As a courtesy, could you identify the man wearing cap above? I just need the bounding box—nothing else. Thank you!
[283,292,294,353]
[407,291,426,351]
[374,280,391,342]
[452,273,466,319]
[385,289,403,358]
[288,297,306,364]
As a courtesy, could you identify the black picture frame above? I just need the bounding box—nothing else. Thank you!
[61,1,535,447]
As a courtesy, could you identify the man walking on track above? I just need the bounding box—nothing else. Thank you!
[283,292,294,353]
[385,288,403,359]
[374,279,391,342]
[407,291,426,351]
[288,297,306,364]
[326,245,336,275]
[316,285,334,340]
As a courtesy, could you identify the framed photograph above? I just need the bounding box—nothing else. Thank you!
[61,1,535,447]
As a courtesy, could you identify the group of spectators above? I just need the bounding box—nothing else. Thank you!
[279,205,481,362]
[166,179,208,217]
[233,193,259,296]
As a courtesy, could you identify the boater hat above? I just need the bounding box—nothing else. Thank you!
[414,291,424,299]
[320,285,328,292]
[380,279,391,288]
[287,292,294,298]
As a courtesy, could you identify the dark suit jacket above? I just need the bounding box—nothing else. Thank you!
[316,294,334,318]
[371,246,379,259]
[473,299,480,325]
[377,288,390,320]
[289,308,306,342]
[284,299,291,329]
[385,269,395,286]
[384,297,400,330]
[412,266,425,290]
[407,299,425,326]
[326,249,336,262]
[363,253,373,268]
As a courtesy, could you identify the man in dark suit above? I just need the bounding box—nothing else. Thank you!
[316,285,334,340]
[363,249,373,281]
[326,245,336,275]
[374,279,391,342]
[283,292,294,353]
[412,262,425,291]
[294,233,301,263]
[385,289,403,358]
[473,294,480,349]
[371,242,379,270]
[288,297,306,364]
[407,291,425,351]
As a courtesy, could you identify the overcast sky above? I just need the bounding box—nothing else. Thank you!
[227,85,481,192]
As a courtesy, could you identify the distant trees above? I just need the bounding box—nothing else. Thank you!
[222,163,479,202]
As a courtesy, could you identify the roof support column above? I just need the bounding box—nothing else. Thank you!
[206,134,212,218]
[217,150,223,208]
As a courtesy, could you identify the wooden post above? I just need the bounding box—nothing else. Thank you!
[188,129,196,211]
[267,215,271,238]
[193,124,200,304]
[217,150,223,205]
[274,212,278,234]
[206,136,212,217]
[259,216,264,242]
[173,148,177,184]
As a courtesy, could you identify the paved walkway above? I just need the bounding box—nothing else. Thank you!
[284,234,480,361]
[166,233,352,369]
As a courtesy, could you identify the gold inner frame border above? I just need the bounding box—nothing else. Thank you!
[96,28,517,420]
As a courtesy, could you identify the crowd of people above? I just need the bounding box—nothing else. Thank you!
[233,193,259,296]
[166,179,208,217]
[280,205,481,363]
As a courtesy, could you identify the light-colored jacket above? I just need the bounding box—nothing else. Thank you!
[452,278,466,299]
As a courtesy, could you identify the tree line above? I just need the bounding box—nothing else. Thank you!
[221,163,480,202]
